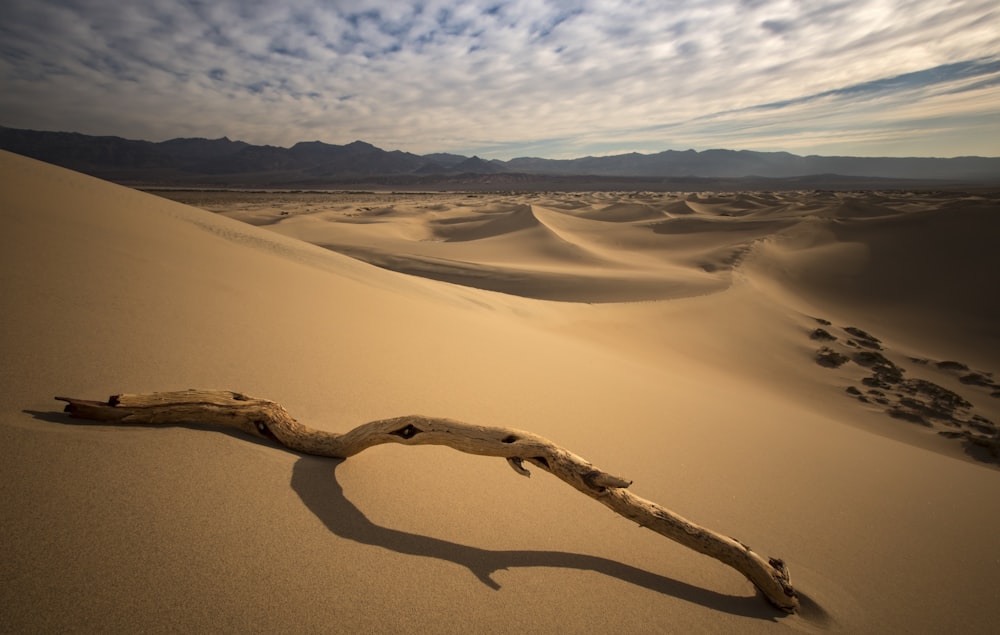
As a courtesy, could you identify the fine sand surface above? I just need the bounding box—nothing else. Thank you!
[3,150,999,633]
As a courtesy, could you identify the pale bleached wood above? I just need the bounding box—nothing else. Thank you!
[55,389,798,612]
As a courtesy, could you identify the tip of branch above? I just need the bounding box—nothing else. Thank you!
[54,395,127,421]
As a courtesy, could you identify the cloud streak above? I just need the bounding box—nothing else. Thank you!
[1,0,998,158]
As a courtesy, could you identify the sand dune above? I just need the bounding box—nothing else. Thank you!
[748,200,1000,367]
[3,150,1000,633]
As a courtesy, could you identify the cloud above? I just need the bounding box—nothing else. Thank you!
[617,56,1000,157]
[1,0,998,157]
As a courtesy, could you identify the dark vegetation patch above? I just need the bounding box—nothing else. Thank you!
[816,347,849,368]
[887,407,930,426]
[843,326,882,350]
[936,360,969,371]
[810,328,837,341]
[900,378,972,410]
[809,319,999,463]
[852,350,894,368]
[960,373,995,387]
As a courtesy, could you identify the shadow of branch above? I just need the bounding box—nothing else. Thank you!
[292,456,783,620]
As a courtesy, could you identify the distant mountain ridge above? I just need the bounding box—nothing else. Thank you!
[522,149,1000,181]
[1,125,997,188]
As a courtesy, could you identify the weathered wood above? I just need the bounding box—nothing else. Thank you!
[55,389,798,612]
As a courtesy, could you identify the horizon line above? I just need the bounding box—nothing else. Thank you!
[3,124,999,162]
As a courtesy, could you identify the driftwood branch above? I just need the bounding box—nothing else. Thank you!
[55,389,798,612]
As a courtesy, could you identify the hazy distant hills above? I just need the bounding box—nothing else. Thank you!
[505,150,1000,182]
[2,125,997,190]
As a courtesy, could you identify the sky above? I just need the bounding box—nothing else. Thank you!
[2,0,999,159]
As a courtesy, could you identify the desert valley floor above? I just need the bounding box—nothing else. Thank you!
[2,150,999,633]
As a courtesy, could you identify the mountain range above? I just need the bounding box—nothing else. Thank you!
[2,125,997,190]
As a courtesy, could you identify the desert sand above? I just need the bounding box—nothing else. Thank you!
[2,149,999,633]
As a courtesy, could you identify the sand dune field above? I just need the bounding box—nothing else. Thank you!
[3,150,999,633]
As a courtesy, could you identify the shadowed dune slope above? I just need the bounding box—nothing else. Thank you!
[745,200,1000,366]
